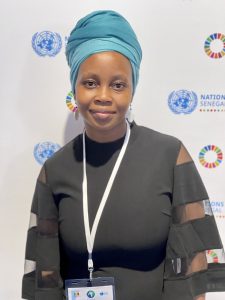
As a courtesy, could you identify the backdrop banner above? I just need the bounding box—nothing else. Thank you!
[0,1,225,299]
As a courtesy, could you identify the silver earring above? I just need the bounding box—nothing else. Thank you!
[127,104,134,123]
[74,99,79,120]
[75,107,79,120]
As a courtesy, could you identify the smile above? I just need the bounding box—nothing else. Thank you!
[90,109,116,114]
[89,109,116,120]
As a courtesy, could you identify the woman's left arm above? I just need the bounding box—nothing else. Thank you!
[163,142,225,300]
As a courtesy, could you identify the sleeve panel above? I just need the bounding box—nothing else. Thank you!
[22,166,64,300]
[163,144,225,299]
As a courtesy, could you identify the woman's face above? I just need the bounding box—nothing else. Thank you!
[75,51,133,142]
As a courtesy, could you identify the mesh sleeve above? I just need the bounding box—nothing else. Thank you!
[163,143,225,300]
[22,166,64,300]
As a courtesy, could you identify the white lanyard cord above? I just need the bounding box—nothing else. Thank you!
[82,120,131,280]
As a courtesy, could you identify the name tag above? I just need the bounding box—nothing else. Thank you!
[65,277,116,300]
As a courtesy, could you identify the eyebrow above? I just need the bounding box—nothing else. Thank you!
[80,73,130,81]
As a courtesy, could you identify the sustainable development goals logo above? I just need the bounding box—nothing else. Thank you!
[66,91,78,112]
[204,33,225,59]
[199,145,223,168]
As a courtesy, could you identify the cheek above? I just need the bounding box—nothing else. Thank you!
[116,103,131,115]
[75,89,91,106]
[77,101,89,113]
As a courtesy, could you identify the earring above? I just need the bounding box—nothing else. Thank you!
[72,96,79,120]
[127,104,134,123]
[74,104,79,120]
[75,109,79,120]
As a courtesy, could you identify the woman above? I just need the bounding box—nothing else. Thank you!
[22,10,225,300]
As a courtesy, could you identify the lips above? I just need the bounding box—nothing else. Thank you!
[90,109,116,114]
[89,109,116,120]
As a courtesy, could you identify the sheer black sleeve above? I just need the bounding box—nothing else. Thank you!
[163,144,225,300]
[22,166,64,300]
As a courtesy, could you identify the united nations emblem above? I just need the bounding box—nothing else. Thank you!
[32,31,62,57]
[168,90,198,114]
[34,142,61,165]
[87,290,95,298]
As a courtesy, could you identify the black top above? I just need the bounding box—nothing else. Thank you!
[22,122,225,300]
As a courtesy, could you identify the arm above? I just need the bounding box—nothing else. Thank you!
[22,166,64,299]
[163,143,225,300]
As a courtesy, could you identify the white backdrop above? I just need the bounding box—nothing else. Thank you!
[0,0,225,299]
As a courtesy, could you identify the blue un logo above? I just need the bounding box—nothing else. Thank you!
[34,142,61,165]
[87,290,95,298]
[168,90,198,114]
[32,31,62,57]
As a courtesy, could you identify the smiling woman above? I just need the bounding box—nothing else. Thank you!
[22,10,225,300]
[75,51,133,142]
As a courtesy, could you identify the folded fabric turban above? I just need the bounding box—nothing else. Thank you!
[65,10,142,94]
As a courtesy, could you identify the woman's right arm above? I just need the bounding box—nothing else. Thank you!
[22,166,64,300]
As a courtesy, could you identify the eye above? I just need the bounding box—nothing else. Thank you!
[112,81,127,91]
[82,79,98,89]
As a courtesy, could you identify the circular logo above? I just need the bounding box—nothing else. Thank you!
[204,33,225,59]
[168,90,198,114]
[199,145,223,168]
[87,290,95,298]
[34,142,61,165]
[32,31,62,57]
[66,91,78,112]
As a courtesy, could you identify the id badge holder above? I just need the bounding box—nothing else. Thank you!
[65,277,116,300]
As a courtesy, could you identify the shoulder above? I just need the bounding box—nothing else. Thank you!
[132,122,181,150]
[127,122,183,175]
[42,134,83,185]
[44,133,82,169]
[130,122,182,168]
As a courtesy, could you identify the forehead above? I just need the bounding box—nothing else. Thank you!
[78,51,132,77]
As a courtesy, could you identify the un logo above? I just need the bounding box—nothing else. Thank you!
[87,290,95,298]
[32,31,62,57]
[168,90,198,114]
[34,142,61,165]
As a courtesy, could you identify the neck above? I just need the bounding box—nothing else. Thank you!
[85,121,127,143]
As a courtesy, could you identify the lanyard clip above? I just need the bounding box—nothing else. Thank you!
[88,257,94,281]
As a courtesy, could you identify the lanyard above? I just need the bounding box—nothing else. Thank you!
[82,120,131,280]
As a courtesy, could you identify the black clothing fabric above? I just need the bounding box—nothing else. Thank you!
[22,122,225,300]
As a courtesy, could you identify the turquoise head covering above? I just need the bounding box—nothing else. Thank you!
[66,10,142,94]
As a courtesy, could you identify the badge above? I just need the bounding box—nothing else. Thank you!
[65,277,116,300]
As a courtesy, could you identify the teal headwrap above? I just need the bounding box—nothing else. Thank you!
[66,10,142,94]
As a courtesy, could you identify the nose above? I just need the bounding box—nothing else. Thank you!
[94,85,112,105]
